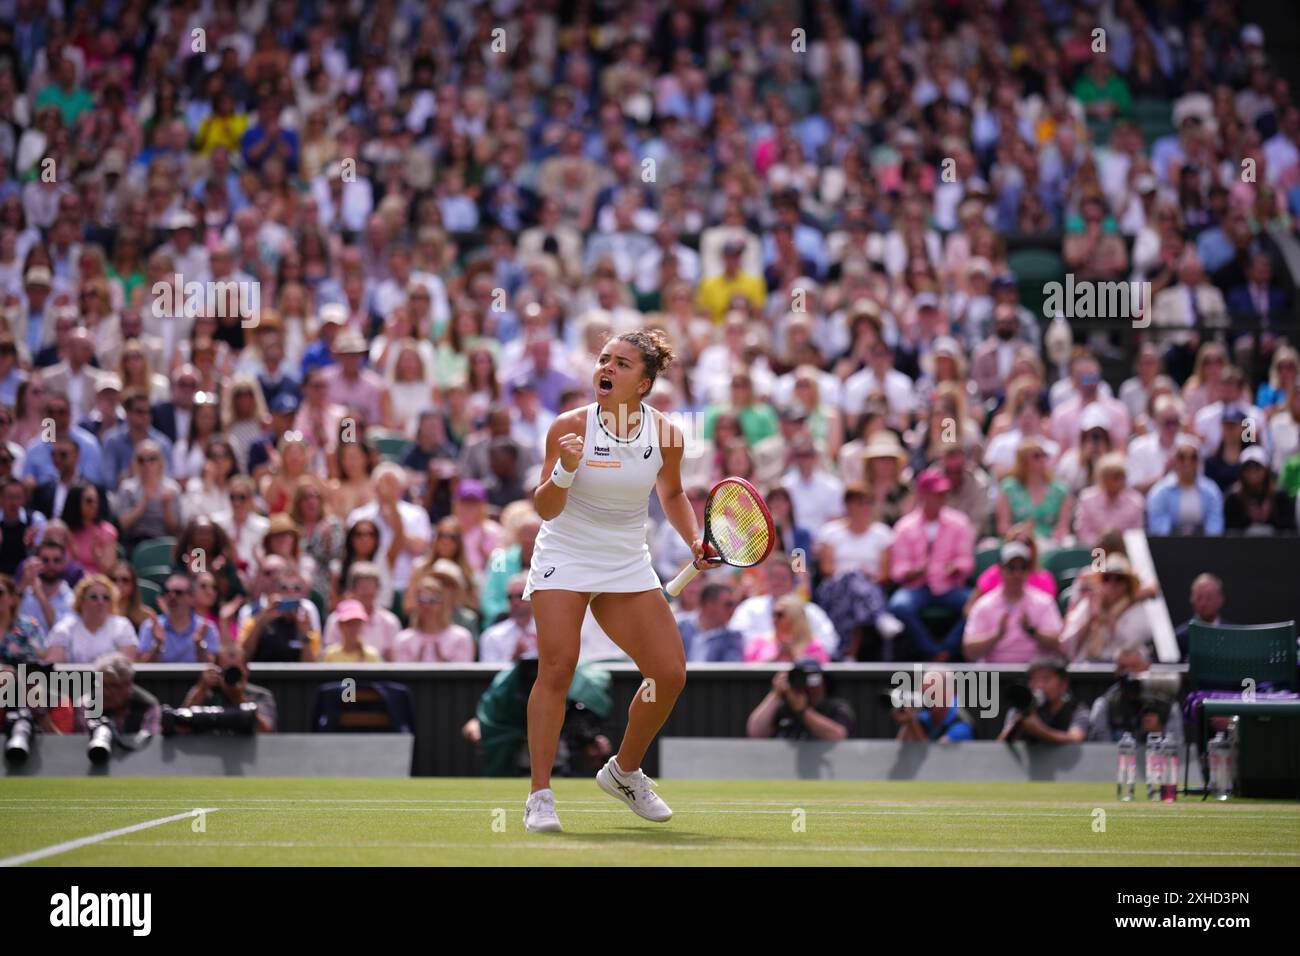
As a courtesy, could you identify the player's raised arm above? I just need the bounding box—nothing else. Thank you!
[534,412,584,521]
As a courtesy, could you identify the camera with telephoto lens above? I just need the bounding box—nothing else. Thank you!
[788,667,808,691]
[4,707,36,764]
[160,702,259,736]
[880,687,925,711]
[222,665,244,686]
[86,716,116,765]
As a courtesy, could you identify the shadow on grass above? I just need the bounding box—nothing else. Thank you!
[546,827,724,846]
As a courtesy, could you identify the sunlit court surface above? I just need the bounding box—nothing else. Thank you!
[3,778,1298,868]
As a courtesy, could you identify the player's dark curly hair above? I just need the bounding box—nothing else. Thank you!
[617,329,676,391]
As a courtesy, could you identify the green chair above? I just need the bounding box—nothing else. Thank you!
[1185,621,1298,794]
[972,546,1001,584]
[1057,586,1073,615]
[138,564,175,587]
[1041,547,1093,592]
[131,537,177,571]
[1007,248,1066,316]
[137,579,163,612]
[391,589,407,627]
[310,589,328,625]
[373,436,414,463]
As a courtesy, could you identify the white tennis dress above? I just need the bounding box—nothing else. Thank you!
[524,401,664,601]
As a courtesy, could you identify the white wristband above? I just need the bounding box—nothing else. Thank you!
[551,461,576,488]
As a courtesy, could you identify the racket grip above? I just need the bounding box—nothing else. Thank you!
[665,561,702,597]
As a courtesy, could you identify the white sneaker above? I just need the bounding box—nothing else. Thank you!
[596,758,673,822]
[524,788,563,832]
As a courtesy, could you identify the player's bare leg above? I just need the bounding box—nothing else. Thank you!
[589,588,685,821]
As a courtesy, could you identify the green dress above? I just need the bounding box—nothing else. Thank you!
[1000,477,1069,540]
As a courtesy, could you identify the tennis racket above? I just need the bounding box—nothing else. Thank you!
[665,476,776,597]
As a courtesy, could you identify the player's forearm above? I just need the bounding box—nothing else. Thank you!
[534,479,569,520]
[662,488,699,550]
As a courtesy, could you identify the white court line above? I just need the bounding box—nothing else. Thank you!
[0,808,218,868]
[0,804,1295,821]
[98,839,1300,859]
[3,796,1295,814]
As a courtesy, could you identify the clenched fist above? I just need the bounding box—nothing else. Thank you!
[557,433,584,471]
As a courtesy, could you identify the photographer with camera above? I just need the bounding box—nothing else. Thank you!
[181,644,277,733]
[997,655,1089,745]
[745,658,855,741]
[137,573,220,663]
[462,655,613,777]
[889,670,976,743]
[1086,648,1183,747]
[72,651,161,738]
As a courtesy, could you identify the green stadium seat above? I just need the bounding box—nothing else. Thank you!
[137,578,163,611]
[373,436,413,463]
[1186,621,1298,794]
[138,564,175,587]
[1007,248,1065,317]
[131,537,177,571]
[973,546,1001,584]
[1041,547,1093,592]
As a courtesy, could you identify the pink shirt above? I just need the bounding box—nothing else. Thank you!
[889,506,975,595]
[965,585,1064,663]
[742,635,832,663]
[1051,396,1132,449]
[393,625,476,662]
[1074,486,1146,548]
[975,564,1057,598]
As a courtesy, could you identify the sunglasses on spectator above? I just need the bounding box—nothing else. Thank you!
[113,576,133,585]
[418,594,443,604]
[84,592,112,603]
[231,493,250,501]
[137,454,160,463]
[166,587,191,597]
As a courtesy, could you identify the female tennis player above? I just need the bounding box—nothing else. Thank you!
[522,328,714,832]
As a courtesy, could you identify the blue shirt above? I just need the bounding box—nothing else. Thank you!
[22,426,106,486]
[19,580,73,634]
[138,612,219,663]
[101,426,175,486]
[916,707,976,742]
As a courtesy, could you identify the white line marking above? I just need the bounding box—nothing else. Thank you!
[0,804,1294,821]
[98,839,1300,859]
[0,808,218,867]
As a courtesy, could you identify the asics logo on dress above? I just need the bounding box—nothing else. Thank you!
[543,567,556,578]
[643,446,653,459]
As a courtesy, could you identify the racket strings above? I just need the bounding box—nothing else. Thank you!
[706,483,771,566]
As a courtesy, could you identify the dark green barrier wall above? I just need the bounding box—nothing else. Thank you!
[122,663,1157,776]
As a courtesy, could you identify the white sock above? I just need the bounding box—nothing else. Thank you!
[530,787,553,799]
[613,758,638,776]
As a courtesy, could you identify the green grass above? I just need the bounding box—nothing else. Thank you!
[2,778,1297,866]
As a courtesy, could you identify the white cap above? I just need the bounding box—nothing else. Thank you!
[1240,445,1270,469]
[1241,24,1265,46]
[1000,541,1032,564]
[1080,404,1111,434]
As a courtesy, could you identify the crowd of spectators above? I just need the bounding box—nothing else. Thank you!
[0,0,1297,683]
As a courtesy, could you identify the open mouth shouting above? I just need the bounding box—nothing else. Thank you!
[597,373,614,396]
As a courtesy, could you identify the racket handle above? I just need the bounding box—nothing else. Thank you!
[665,561,702,597]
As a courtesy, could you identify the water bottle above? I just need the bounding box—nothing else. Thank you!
[1116,732,1137,801]
[1144,733,1163,800]
[1208,732,1232,800]
[1160,735,1179,802]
